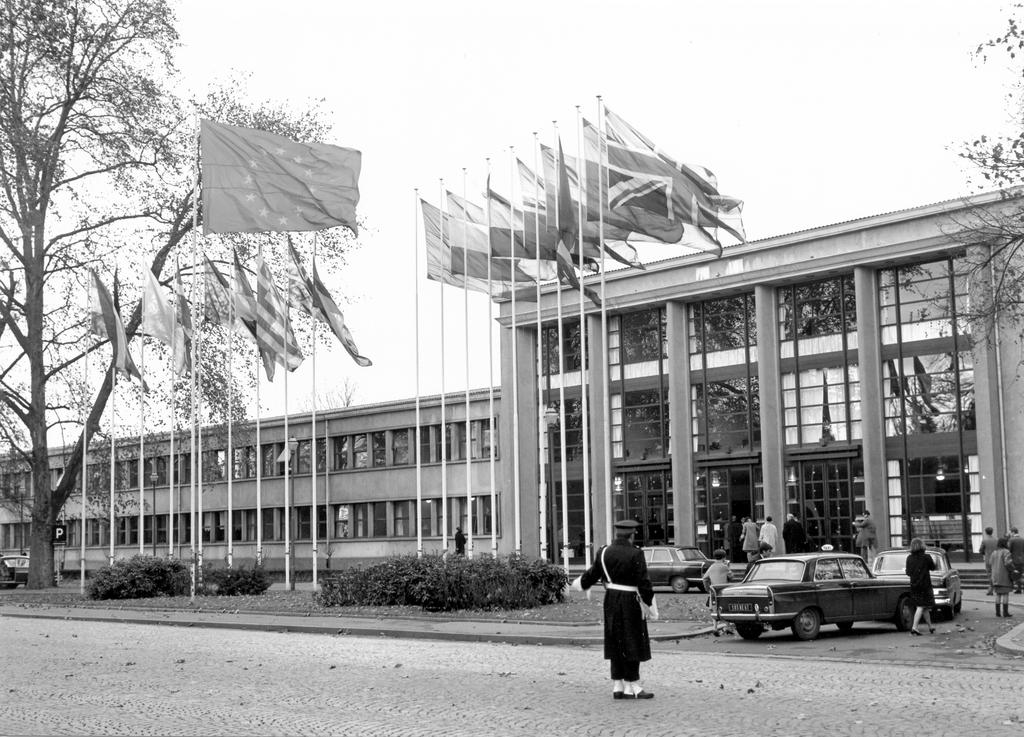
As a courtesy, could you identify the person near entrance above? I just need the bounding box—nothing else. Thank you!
[783,514,808,554]
[979,526,998,596]
[989,536,1017,617]
[1009,528,1024,595]
[906,537,936,635]
[727,516,744,563]
[571,518,657,700]
[854,511,877,564]
[759,516,779,552]
[740,517,760,561]
[454,527,466,556]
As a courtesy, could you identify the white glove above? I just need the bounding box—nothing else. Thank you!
[569,576,592,599]
[647,596,660,621]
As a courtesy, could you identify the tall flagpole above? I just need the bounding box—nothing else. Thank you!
[284,257,292,591]
[189,153,200,599]
[484,162,497,558]
[227,259,235,568]
[532,136,547,562]
[439,178,448,554]
[311,235,319,588]
[196,297,204,585]
[598,96,612,543]
[509,146,522,554]
[576,106,592,566]
[414,188,423,557]
[462,169,473,558]
[138,331,145,556]
[108,365,116,567]
[168,323,176,559]
[255,247,264,568]
[80,345,88,592]
[554,122,570,574]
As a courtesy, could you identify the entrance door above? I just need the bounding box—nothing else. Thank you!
[619,469,672,546]
[786,459,862,553]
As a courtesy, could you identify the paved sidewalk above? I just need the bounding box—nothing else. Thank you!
[962,589,1024,656]
[0,601,712,646]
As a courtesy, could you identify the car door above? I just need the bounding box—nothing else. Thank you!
[809,558,853,620]
[839,557,887,618]
[644,548,673,586]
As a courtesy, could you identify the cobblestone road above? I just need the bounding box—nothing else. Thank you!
[2,617,1023,736]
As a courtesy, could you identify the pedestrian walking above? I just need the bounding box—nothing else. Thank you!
[979,526,998,596]
[741,516,760,562]
[454,527,466,556]
[905,537,935,635]
[854,511,878,564]
[571,519,657,700]
[1009,528,1024,595]
[990,536,1018,617]
[759,516,779,552]
[783,513,808,554]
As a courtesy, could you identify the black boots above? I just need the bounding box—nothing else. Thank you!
[1005,604,1014,618]
[997,603,1014,617]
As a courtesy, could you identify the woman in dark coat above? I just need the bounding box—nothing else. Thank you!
[905,537,936,635]
[572,519,656,700]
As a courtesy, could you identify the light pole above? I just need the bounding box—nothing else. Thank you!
[149,461,159,556]
[540,406,558,564]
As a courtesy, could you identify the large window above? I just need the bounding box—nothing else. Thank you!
[541,320,584,375]
[689,295,759,455]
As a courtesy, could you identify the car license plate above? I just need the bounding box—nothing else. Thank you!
[728,602,754,612]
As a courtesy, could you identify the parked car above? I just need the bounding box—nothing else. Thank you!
[0,554,29,588]
[711,552,914,641]
[642,546,713,593]
[870,547,962,619]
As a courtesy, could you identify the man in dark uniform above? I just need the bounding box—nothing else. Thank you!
[571,519,657,700]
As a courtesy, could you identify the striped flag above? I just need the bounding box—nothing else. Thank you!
[256,254,304,380]
[89,270,147,388]
[203,256,233,326]
[231,249,275,379]
[285,242,315,317]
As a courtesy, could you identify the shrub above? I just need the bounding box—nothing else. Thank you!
[203,565,271,596]
[88,555,190,600]
[316,554,568,612]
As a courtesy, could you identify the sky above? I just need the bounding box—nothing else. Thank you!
[174,0,1016,415]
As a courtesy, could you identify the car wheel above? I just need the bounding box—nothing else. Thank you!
[735,623,763,640]
[791,608,821,641]
[670,576,690,594]
[893,596,914,631]
[835,621,854,633]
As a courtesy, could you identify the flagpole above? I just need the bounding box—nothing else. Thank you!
[284,263,292,592]
[227,260,235,569]
[576,106,592,567]
[80,345,88,592]
[255,247,264,569]
[168,349,176,559]
[554,122,570,574]
[138,331,145,556]
[508,147,522,555]
[196,304,204,585]
[532,136,547,562]
[598,96,612,544]
[189,159,200,599]
[108,364,115,567]
[461,169,473,558]
[414,189,423,557]
[484,163,496,558]
[439,178,448,555]
[310,235,319,589]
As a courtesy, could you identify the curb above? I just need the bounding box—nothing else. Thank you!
[0,607,713,647]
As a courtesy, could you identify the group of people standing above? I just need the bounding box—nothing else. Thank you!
[723,513,811,563]
[979,526,1024,618]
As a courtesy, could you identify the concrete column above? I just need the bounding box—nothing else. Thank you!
[666,301,694,546]
[586,312,611,546]
[854,266,889,544]
[754,285,785,526]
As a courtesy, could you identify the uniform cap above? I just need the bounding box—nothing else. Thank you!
[613,519,641,532]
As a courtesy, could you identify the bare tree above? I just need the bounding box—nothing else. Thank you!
[0,0,359,587]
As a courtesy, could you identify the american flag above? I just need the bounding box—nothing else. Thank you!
[256,255,304,379]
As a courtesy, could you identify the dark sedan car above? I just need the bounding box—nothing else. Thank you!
[870,548,962,619]
[642,546,712,593]
[0,554,29,588]
[711,552,914,641]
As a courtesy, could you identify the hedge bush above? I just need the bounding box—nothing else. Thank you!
[203,565,271,596]
[88,555,190,600]
[316,554,568,611]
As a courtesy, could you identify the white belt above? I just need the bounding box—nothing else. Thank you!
[605,583,640,593]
